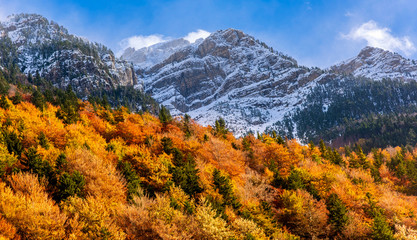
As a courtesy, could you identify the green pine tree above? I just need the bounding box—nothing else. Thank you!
[0,95,10,110]
[212,168,241,209]
[2,130,23,157]
[182,114,192,138]
[171,154,203,197]
[159,105,172,125]
[24,147,53,179]
[32,90,46,110]
[38,131,50,149]
[319,139,327,158]
[326,193,348,235]
[371,211,394,240]
[117,160,141,202]
[56,171,86,201]
[213,117,228,138]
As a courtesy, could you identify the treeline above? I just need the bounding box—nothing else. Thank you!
[328,113,417,151]
[88,86,159,114]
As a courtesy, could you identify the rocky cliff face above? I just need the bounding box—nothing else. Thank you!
[331,46,417,81]
[0,13,138,96]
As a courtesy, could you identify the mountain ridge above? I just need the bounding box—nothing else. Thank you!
[128,31,417,136]
[137,28,328,134]
[331,45,417,81]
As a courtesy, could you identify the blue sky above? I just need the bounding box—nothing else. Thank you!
[1,0,417,67]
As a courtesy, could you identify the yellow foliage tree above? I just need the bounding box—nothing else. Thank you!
[0,173,66,239]
[66,148,126,204]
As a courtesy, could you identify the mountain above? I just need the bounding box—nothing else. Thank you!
[0,13,138,96]
[129,34,417,138]
[331,46,417,81]
[136,29,334,135]
[272,46,417,146]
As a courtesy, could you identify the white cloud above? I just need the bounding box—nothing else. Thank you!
[120,29,210,51]
[118,29,211,56]
[344,20,416,56]
[119,34,168,51]
[183,29,210,43]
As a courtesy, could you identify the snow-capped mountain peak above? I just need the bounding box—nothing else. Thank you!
[137,28,325,135]
[0,13,138,95]
[331,46,417,81]
[1,14,68,47]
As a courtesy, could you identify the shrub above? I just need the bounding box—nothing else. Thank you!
[66,148,126,203]
[0,216,17,239]
[231,218,268,240]
[62,196,126,240]
[277,190,330,239]
[193,199,233,240]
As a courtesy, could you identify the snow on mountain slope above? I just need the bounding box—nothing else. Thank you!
[0,13,138,96]
[331,46,417,81]
[135,29,331,135]
[125,31,417,135]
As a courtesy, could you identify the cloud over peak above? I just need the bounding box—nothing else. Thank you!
[344,20,416,56]
[184,29,210,43]
[118,29,211,56]
[118,34,168,52]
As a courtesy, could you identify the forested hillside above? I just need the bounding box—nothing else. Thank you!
[0,67,417,239]
[271,77,417,150]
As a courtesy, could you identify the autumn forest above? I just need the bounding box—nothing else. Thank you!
[0,67,415,240]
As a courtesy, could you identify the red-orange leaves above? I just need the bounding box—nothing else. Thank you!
[197,138,245,179]
[255,140,295,178]
[115,113,162,145]
[66,148,127,204]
